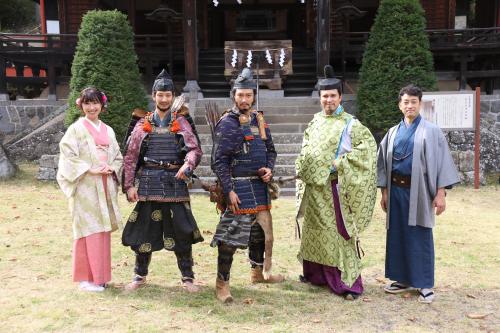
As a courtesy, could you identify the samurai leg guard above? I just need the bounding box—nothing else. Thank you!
[248,223,266,268]
[217,243,237,281]
[133,250,152,277]
[175,250,195,282]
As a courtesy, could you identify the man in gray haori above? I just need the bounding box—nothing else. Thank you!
[377,84,460,304]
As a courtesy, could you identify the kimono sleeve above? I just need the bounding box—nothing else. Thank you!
[376,132,390,188]
[435,129,460,188]
[335,120,377,236]
[295,118,313,178]
[107,126,124,184]
[56,124,91,198]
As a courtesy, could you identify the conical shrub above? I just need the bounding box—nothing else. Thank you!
[65,10,147,143]
[356,0,437,134]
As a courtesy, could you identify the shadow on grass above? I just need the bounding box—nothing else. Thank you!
[106,278,370,322]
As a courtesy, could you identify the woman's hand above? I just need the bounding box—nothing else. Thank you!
[88,164,113,175]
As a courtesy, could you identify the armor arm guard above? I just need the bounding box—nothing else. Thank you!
[212,116,242,195]
[122,120,147,193]
[176,116,202,170]
[264,126,277,171]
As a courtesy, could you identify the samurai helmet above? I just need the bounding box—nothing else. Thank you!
[152,69,175,93]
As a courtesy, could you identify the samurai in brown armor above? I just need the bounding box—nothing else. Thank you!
[121,69,203,292]
[209,68,285,303]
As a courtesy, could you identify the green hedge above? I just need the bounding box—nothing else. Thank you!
[356,0,437,134]
[65,10,147,143]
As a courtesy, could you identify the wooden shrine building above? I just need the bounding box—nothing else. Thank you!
[1,0,500,100]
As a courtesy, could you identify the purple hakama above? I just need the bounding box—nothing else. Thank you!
[302,179,364,295]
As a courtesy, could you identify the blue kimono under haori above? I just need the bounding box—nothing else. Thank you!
[385,115,434,288]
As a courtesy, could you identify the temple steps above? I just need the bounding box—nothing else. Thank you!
[191,96,324,196]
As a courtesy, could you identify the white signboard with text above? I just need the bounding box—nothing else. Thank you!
[421,91,475,130]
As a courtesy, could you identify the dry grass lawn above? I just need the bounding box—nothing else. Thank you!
[0,164,499,332]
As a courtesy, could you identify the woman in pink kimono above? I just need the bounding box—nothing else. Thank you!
[57,87,123,292]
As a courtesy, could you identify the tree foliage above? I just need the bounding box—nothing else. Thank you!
[0,0,37,32]
[356,0,437,133]
[65,10,147,143]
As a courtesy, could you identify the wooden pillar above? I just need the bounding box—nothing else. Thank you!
[447,0,456,29]
[47,37,57,100]
[202,0,209,49]
[459,53,467,90]
[0,56,8,101]
[182,0,202,100]
[496,0,500,26]
[40,0,47,34]
[127,0,136,32]
[315,0,331,79]
[15,63,25,99]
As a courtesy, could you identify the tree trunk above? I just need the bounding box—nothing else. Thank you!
[0,143,16,179]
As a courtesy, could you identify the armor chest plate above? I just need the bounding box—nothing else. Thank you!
[232,124,267,177]
[144,130,184,165]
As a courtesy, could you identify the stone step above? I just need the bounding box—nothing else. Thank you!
[199,153,298,166]
[193,106,320,116]
[199,81,231,87]
[193,113,314,125]
[199,73,227,78]
[194,97,321,108]
[201,143,302,154]
[194,165,296,177]
[195,123,309,134]
[198,133,304,145]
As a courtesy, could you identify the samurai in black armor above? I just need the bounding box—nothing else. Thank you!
[122,69,203,292]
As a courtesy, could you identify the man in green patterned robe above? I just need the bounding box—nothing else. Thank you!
[295,65,377,300]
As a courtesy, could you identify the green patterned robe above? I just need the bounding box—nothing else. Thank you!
[295,110,377,287]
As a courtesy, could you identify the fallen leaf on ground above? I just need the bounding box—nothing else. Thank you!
[312,319,322,323]
[467,313,492,319]
[202,230,213,235]
[466,293,477,299]
[402,293,412,299]
[408,317,416,322]
[34,274,47,281]
[375,277,386,283]
[243,298,254,304]
[14,216,20,219]
[207,309,213,315]
[165,326,181,330]
[8,258,17,262]
[362,297,372,302]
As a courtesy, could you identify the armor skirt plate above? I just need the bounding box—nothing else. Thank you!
[122,201,203,253]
